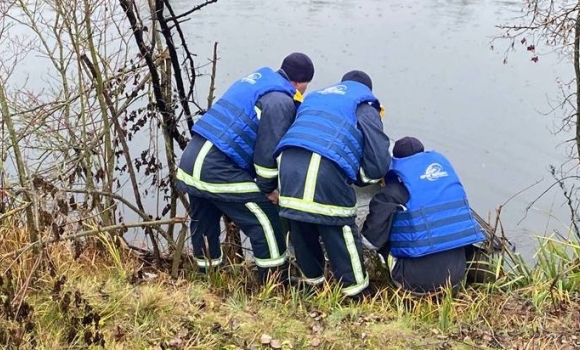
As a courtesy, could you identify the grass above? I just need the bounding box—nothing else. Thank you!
[1,220,580,349]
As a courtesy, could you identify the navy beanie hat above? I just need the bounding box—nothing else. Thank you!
[393,136,425,158]
[281,52,314,83]
[341,70,373,90]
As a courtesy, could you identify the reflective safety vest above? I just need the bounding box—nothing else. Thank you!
[274,80,380,182]
[192,67,298,173]
[389,151,485,258]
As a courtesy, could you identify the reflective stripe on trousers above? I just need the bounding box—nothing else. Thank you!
[245,202,287,268]
[341,225,369,296]
[279,153,357,217]
[196,248,223,268]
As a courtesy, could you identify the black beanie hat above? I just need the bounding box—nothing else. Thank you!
[281,52,314,83]
[341,70,373,90]
[393,136,425,158]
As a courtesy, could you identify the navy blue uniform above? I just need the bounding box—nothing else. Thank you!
[276,81,391,296]
[176,68,302,279]
[361,151,485,294]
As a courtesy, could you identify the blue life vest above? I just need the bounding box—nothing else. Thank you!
[192,67,297,173]
[274,81,379,182]
[389,151,485,258]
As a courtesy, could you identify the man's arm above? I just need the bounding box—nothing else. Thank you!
[355,103,391,187]
[253,91,297,195]
[360,180,409,251]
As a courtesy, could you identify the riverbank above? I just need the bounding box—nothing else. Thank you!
[1,223,579,350]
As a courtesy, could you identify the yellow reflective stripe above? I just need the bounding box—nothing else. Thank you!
[254,251,288,268]
[193,140,212,179]
[387,254,396,273]
[341,225,367,296]
[177,168,260,193]
[303,153,321,201]
[359,167,381,184]
[254,106,262,120]
[177,140,260,193]
[279,196,357,217]
[254,164,278,179]
[245,202,285,267]
[303,276,325,285]
[196,249,223,268]
[276,152,283,188]
[342,274,369,296]
[343,225,365,285]
[293,90,303,103]
[379,104,386,119]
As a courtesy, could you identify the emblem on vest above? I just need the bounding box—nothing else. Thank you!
[241,72,262,84]
[318,84,347,95]
[420,163,448,181]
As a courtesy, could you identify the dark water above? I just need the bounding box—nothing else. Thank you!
[171,0,574,257]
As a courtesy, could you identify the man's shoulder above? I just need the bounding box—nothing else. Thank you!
[257,91,296,113]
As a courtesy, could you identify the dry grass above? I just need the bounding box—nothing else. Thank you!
[1,220,580,349]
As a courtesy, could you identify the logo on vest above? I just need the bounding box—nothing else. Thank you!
[241,72,262,84]
[318,84,347,95]
[420,163,448,181]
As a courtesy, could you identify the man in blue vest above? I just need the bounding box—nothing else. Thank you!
[274,70,391,298]
[360,136,486,295]
[176,52,315,283]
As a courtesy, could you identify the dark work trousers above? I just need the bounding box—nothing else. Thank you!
[187,194,288,282]
[288,220,369,296]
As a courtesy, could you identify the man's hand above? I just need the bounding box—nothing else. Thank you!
[266,190,279,205]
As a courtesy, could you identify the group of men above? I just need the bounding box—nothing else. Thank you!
[176,52,486,299]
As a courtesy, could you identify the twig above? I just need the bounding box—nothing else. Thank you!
[165,0,219,22]
[207,41,218,110]
[161,0,204,134]
[80,54,164,263]
[0,218,186,260]
[119,0,187,149]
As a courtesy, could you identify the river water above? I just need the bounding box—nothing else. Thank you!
[1,0,574,259]
[170,0,574,258]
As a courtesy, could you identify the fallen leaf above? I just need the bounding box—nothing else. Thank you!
[260,334,272,344]
[113,325,125,341]
[177,328,188,338]
[270,339,282,349]
[311,338,322,347]
[311,324,323,334]
[231,319,240,330]
[168,337,182,347]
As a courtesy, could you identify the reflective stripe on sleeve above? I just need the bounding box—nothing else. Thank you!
[359,167,381,184]
[254,164,278,179]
